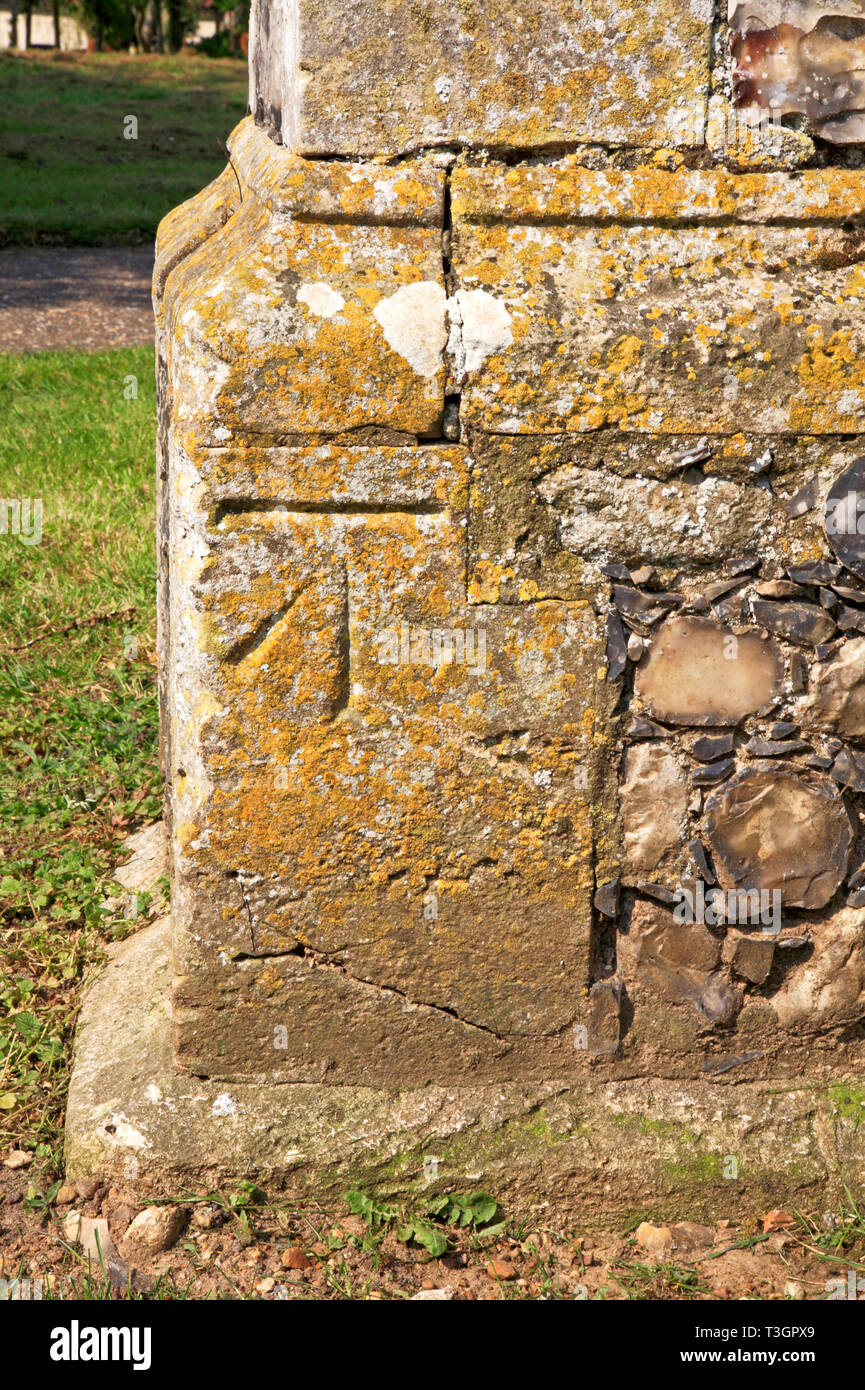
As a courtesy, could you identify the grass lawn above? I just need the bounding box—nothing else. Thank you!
[0,50,248,245]
[0,345,162,1173]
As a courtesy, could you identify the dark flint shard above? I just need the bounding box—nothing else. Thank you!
[606,611,627,680]
[637,883,680,905]
[806,754,834,769]
[831,585,865,604]
[848,864,865,892]
[704,578,745,602]
[836,604,865,633]
[831,744,865,793]
[613,586,680,620]
[775,934,811,951]
[712,595,746,625]
[682,595,712,615]
[848,888,865,909]
[816,640,843,661]
[593,879,621,919]
[790,651,808,691]
[687,836,716,885]
[787,561,841,585]
[601,562,631,581]
[826,457,865,579]
[750,598,836,646]
[691,733,735,762]
[626,716,670,739]
[692,757,737,785]
[819,587,838,610]
[769,720,799,739]
[782,480,821,518]
[745,737,810,756]
[755,579,808,599]
[724,554,761,577]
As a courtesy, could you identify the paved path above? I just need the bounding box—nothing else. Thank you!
[0,247,155,354]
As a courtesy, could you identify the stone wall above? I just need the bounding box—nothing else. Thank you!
[154,1,865,1100]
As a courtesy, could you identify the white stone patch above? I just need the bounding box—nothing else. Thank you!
[297,282,345,319]
[448,289,513,377]
[372,281,448,379]
[105,1115,149,1151]
[212,1092,237,1117]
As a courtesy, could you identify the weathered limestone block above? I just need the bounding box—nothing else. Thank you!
[157,121,616,1087]
[466,434,865,604]
[250,0,713,156]
[450,166,865,437]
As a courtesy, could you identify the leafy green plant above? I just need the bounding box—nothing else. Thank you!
[344,1188,503,1257]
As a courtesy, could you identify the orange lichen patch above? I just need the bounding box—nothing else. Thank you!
[790,328,865,432]
[454,215,865,435]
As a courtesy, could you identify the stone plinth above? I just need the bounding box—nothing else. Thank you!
[66,0,865,1220]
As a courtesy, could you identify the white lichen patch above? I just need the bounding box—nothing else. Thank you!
[297,282,346,318]
[372,281,448,378]
[448,289,514,377]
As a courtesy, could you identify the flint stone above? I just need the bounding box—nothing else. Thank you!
[722,930,776,985]
[618,900,741,1024]
[770,905,865,1030]
[750,599,836,647]
[691,733,735,762]
[620,744,689,877]
[634,616,783,726]
[730,1,865,141]
[799,636,865,737]
[703,762,853,909]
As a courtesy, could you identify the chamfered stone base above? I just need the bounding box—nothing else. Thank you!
[65,916,865,1225]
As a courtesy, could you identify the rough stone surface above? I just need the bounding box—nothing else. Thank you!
[250,0,713,156]
[69,12,865,1210]
[704,762,854,909]
[121,1205,186,1255]
[64,917,865,1218]
[770,905,865,1030]
[799,636,865,736]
